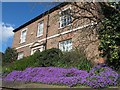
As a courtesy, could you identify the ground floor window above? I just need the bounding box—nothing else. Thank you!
[17,52,24,60]
[59,39,72,52]
[31,45,45,55]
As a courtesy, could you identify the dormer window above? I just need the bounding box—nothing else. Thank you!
[37,20,44,37]
[59,8,72,28]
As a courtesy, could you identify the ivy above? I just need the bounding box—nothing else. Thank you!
[98,2,120,70]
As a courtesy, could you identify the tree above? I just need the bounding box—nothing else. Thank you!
[67,2,120,70]
[0,52,4,65]
[3,47,17,64]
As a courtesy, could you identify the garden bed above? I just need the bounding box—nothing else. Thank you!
[3,64,120,89]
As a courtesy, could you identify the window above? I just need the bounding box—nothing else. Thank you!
[59,39,72,52]
[37,21,44,37]
[17,52,24,60]
[31,45,44,55]
[59,8,72,28]
[20,29,27,43]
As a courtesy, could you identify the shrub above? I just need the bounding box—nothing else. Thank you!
[35,48,62,67]
[3,48,62,73]
[3,48,92,73]
[60,48,93,71]
[3,55,38,73]
[86,64,118,89]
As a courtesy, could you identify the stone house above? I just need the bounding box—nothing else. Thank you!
[12,2,100,63]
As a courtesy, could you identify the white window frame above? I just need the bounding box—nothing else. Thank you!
[20,28,27,43]
[37,20,44,37]
[17,52,24,60]
[59,39,72,52]
[59,7,72,28]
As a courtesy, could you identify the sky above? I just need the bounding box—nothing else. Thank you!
[1,2,60,53]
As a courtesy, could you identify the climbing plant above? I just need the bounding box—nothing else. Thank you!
[98,2,120,70]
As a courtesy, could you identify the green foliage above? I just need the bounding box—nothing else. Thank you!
[3,48,62,73]
[3,47,17,64]
[3,48,92,73]
[35,48,62,67]
[98,2,120,70]
[0,52,4,64]
[3,55,38,73]
[57,48,93,71]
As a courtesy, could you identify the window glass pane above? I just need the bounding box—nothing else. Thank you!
[21,30,26,43]
[17,52,23,60]
[37,21,44,36]
[60,9,72,28]
[59,39,72,52]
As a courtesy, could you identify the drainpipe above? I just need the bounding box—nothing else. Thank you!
[45,12,50,50]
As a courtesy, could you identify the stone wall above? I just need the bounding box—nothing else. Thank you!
[73,26,100,64]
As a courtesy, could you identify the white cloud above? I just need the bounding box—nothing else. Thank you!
[0,22,14,43]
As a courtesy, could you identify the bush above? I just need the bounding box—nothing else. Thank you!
[59,48,93,71]
[3,48,62,73]
[3,48,92,73]
[3,55,38,73]
[35,48,62,67]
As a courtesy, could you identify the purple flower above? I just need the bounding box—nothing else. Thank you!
[3,65,119,88]
[86,64,118,88]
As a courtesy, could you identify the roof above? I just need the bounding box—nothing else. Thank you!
[13,2,69,32]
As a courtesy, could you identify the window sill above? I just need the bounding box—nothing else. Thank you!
[37,34,43,38]
[19,41,26,44]
[17,58,23,60]
[58,24,72,30]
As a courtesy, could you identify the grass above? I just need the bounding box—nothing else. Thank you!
[2,81,90,88]
[3,81,120,89]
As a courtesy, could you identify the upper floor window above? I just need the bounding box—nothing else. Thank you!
[59,8,72,28]
[37,20,44,37]
[59,39,72,52]
[20,29,27,43]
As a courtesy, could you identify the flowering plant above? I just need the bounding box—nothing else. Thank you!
[4,67,88,87]
[86,64,118,88]
[3,64,119,88]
